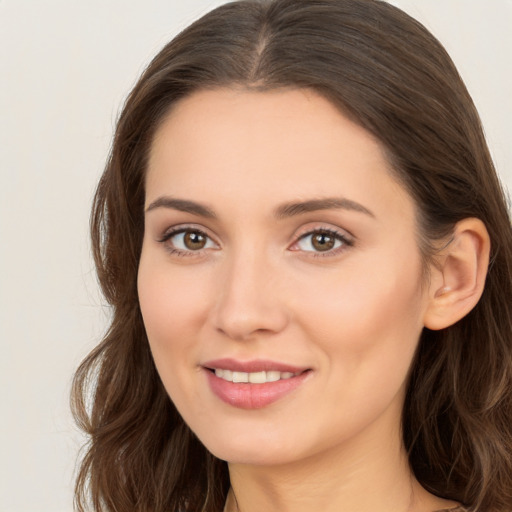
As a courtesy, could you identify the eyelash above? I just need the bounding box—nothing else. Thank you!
[158,227,215,258]
[292,228,354,258]
[157,226,354,258]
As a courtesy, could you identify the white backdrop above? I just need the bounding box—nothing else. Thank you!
[1,1,510,511]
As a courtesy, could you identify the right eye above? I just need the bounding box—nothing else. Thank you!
[159,227,218,255]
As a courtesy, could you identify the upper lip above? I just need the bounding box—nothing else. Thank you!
[202,358,309,373]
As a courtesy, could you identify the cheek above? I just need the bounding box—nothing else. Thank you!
[288,256,426,441]
[137,252,211,369]
[294,250,426,376]
[137,257,214,420]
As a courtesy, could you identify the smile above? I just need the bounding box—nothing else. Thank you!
[213,369,301,383]
[202,359,311,409]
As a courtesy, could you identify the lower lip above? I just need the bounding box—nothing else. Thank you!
[205,369,310,410]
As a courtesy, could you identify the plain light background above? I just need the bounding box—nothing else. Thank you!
[1,1,510,510]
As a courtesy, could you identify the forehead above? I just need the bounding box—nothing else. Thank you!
[146,87,414,224]
[149,87,385,175]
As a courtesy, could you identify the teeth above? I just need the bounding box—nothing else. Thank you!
[232,371,249,383]
[214,369,301,383]
[248,371,266,384]
[266,371,281,382]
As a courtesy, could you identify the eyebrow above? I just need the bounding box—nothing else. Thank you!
[145,197,216,218]
[145,195,374,219]
[274,197,375,219]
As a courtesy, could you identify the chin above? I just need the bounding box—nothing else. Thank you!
[196,424,304,466]
[209,444,298,467]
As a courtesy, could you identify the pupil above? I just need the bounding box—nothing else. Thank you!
[184,231,206,250]
[312,233,335,251]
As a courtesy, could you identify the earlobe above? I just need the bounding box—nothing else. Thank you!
[423,218,490,331]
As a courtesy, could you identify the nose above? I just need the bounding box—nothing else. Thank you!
[211,250,290,341]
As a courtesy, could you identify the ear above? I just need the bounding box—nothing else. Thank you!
[423,218,490,331]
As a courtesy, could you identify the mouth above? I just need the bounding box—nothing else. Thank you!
[202,358,312,409]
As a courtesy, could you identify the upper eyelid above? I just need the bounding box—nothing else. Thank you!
[158,224,217,242]
[293,224,354,241]
[157,226,219,257]
[292,228,354,247]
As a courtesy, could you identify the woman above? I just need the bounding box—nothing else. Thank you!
[72,1,512,511]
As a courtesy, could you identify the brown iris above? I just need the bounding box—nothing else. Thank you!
[312,232,336,251]
[184,231,207,250]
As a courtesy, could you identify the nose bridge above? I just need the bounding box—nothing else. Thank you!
[212,242,288,340]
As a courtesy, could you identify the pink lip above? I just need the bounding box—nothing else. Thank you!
[202,359,311,410]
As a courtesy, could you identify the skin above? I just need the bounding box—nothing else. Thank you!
[138,88,463,512]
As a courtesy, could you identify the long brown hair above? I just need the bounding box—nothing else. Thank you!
[72,1,512,511]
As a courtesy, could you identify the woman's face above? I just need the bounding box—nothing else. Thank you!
[138,88,433,465]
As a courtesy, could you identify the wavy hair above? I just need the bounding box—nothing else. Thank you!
[72,1,512,511]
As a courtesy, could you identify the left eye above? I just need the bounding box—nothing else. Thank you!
[295,230,348,253]
[164,229,217,251]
